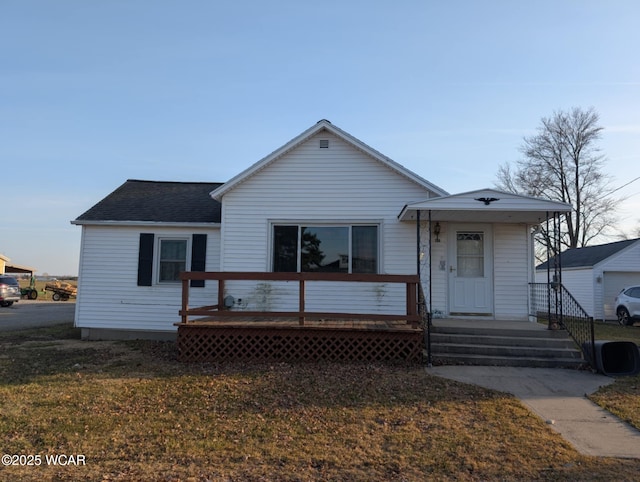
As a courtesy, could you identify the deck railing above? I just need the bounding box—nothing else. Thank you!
[529,282,595,367]
[179,272,421,328]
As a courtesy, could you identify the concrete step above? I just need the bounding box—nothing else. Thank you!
[431,325,570,338]
[429,352,586,368]
[430,333,577,349]
[427,324,586,368]
[433,341,584,359]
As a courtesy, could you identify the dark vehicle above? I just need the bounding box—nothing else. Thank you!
[0,275,20,307]
[615,285,640,326]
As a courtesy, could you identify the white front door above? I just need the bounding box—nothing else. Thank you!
[448,224,493,316]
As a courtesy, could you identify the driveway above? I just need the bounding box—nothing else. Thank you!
[0,299,75,331]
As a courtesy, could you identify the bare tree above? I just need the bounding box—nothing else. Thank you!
[496,107,618,257]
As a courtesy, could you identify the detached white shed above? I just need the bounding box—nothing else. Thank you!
[536,238,640,321]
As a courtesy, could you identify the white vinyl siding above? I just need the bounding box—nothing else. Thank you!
[559,268,595,317]
[534,267,597,318]
[218,131,433,315]
[419,221,448,317]
[493,224,530,320]
[221,132,427,273]
[221,279,405,316]
[75,225,220,332]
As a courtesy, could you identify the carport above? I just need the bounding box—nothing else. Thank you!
[1,260,38,300]
[4,263,36,275]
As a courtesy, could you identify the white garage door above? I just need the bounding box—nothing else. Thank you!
[603,272,640,320]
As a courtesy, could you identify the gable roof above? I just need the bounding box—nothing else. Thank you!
[398,188,572,223]
[537,238,640,270]
[210,119,449,200]
[73,180,223,225]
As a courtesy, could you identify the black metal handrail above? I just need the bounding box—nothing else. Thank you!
[529,282,595,368]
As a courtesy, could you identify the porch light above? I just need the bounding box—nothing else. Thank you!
[433,222,441,242]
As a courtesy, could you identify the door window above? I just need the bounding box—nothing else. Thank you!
[456,232,484,277]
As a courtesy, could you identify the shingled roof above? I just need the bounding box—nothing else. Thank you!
[73,180,223,224]
[537,238,640,270]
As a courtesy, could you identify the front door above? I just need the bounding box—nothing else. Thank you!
[448,224,493,316]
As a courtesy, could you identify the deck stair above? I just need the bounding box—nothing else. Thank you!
[428,320,586,368]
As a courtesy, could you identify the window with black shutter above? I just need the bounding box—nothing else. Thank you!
[137,233,155,286]
[190,234,207,287]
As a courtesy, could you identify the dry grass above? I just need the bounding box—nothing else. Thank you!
[593,320,640,343]
[586,321,640,430]
[1,323,640,481]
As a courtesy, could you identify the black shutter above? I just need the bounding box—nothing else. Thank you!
[137,233,155,286]
[190,234,207,287]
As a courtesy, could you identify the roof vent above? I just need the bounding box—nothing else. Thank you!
[319,139,329,148]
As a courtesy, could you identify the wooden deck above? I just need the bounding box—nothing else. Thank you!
[176,320,423,363]
[176,272,425,363]
[177,317,420,331]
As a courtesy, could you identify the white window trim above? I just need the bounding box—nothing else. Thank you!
[269,221,381,274]
[156,236,191,284]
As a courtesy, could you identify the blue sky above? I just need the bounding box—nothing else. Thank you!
[2,0,639,275]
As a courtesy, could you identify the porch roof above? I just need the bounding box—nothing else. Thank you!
[398,188,572,224]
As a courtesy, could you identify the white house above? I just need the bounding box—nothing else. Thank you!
[72,120,571,340]
[536,238,640,321]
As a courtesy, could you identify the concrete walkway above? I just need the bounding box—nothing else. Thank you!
[427,365,640,458]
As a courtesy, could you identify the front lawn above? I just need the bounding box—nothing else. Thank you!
[594,320,640,343]
[1,323,639,481]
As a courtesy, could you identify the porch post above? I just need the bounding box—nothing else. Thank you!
[299,279,305,326]
[427,210,433,366]
[555,211,563,327]
[218,279,225,310]
[181,277,189,324]
[428,210,433,325]
[416,209,421,280]
[548,210,563,329]
[546,211,551,328]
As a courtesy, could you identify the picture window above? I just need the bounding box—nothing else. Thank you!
[272,224,378,274]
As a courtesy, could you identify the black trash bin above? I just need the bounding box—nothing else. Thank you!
[585,340,640,376]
